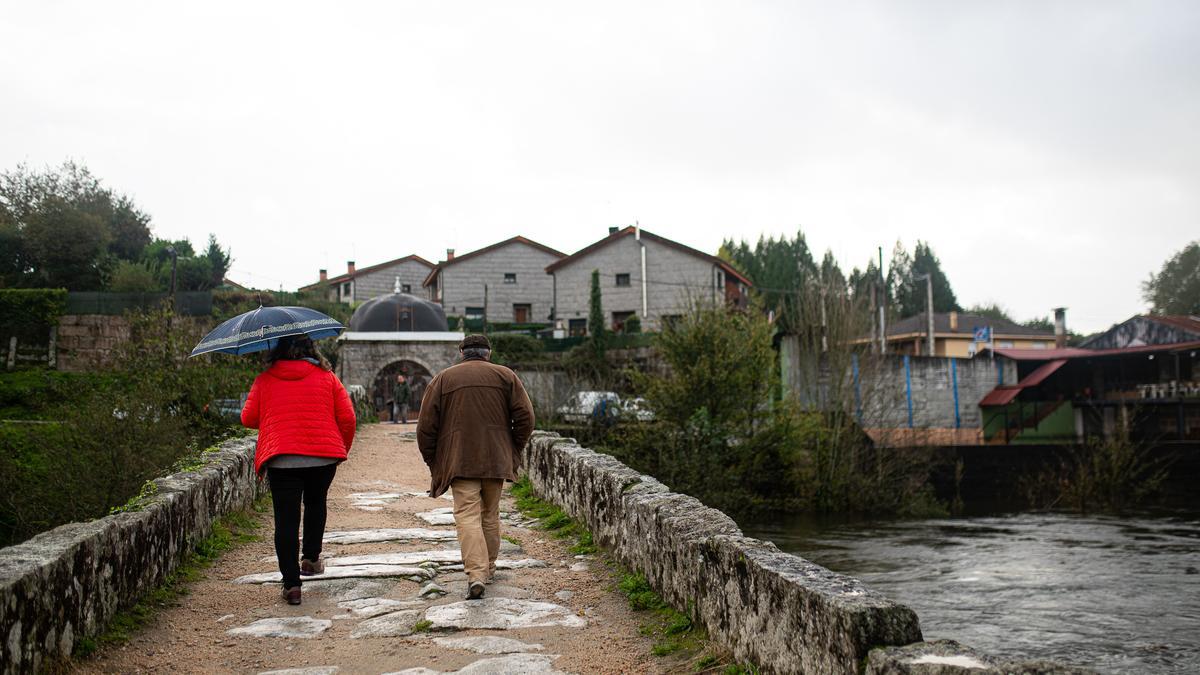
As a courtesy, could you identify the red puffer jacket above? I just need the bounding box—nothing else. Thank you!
[241,359,356,475]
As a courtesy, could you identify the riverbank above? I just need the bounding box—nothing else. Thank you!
[73,423,675,674]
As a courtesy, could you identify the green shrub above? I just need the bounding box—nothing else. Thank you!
[0,288,67,327]
[0,307,255,547]
[489,333,545,366]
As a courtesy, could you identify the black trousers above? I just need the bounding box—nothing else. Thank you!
[267,463,338,589]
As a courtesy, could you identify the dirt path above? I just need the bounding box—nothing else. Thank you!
[80,423,661,674]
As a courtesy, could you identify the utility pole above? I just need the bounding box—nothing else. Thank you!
[918,273,934,357]
[482,283,489,334]
[878,246,886,354]
[820,287,828,353]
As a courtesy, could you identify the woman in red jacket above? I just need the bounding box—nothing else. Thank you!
[241,334,356,605]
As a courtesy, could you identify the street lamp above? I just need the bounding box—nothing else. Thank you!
[165,245,179,300]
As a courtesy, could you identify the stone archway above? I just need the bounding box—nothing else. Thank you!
[336,337,461,413]
[372,360,434,417]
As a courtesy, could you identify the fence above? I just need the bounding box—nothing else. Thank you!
[65,291,212,316]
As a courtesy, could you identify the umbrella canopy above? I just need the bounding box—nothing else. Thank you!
[190,306,344,358]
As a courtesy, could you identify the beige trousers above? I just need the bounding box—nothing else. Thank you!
[450,477,503,584]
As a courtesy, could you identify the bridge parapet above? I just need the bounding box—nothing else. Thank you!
[0,435,260,674]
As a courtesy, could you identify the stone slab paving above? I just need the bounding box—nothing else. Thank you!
[384,654,566,674]
[228,617,333,639]
[431,636,545,654]
[78,423,661,674]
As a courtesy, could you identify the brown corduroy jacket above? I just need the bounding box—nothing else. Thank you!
[416,356,536,497]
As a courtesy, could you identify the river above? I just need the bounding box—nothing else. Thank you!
[740,511,1200,674]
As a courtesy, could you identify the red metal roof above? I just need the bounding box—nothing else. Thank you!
[979,386,1022,407]
[978,359,1067,407]
[1145,315,1200,334]
[992,340,1200,361]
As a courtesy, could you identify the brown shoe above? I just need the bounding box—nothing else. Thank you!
[467,581,486,600]
[300,558,325,576]
[282,586,301,605]
[486,564,496,584]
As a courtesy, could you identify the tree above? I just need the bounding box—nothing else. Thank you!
[22,196,110,289]
[965,302,1014,323]
[721,230,819,330]
[1143,241,1200,315]
[588,268,605,340]
[109,260,162,293]
[0,161,152,289]
[889,241,960,318]
[204,234,233,287]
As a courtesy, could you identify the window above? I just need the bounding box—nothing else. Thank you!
[465,307,485,320]
[504,273,517,284]
[401,284,411,293]
[341,282,352,299]
[997,340,1014,349]
[661,315,683,330]
[612,311,635,331]
[513,304,531,323]
[615,273,631,287]
[568,318,588,337]
[1031,341,1048,349]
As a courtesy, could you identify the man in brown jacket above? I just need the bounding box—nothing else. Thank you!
[416,334,535,600]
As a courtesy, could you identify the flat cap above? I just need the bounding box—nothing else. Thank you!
[460,334,492,350]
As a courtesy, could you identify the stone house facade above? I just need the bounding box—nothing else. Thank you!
[546,226,752,334]
[423,236,564,324]
[300,255,434,304]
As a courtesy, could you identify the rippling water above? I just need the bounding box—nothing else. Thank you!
[741,512,1200,674]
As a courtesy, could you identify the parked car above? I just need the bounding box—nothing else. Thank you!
[557,391,620,423]
[619,396,656,422]
[205,396,246,422]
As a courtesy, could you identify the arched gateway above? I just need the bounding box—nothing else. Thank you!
[335,288,463,414]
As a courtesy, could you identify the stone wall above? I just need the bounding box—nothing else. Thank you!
[0,436,260,674]
[522,432,923,673]
[336,339,462,404]
[55,314,132,371]
[780,341,1019,445]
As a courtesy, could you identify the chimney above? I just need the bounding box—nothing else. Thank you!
[608,226,619,235]
[949,311,958,332]
[319,269,327,282]
[1054,307,1067,348]
[347,261,356,275]
[446,248,455,261]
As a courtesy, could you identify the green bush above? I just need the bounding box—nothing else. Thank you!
[0,288,68,327]
[489,333,545,366]
[0,307,255,547]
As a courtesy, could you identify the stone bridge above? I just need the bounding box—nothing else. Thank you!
[0,426,1091,674]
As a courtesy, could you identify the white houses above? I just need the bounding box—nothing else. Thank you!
[422,236,565,324]
[545,226,751,335]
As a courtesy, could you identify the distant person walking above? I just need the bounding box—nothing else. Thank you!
[416,335,535,600]
[392,373,412,424]
[241,335,356,606]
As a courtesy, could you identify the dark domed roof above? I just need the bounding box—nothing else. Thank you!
[349,293,449,332]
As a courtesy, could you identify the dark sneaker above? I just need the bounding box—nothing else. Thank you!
[300,558,324,576]
[467,581,486,600]
[282,586,301,605]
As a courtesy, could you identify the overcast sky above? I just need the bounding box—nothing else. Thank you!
[2,1,1197,333]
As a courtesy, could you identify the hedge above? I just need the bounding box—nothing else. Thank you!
[0,289,68,327]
